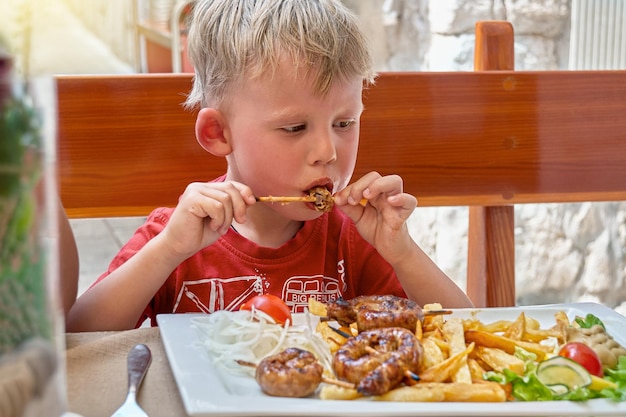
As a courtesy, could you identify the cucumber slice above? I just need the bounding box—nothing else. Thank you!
[546,384,570,396]
[536,356,592,394]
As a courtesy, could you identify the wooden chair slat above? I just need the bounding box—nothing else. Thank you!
[57,74,222,218]
[58,70,626,217]
[355,70,626,207]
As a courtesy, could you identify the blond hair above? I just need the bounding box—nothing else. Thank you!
[184,0,375,109]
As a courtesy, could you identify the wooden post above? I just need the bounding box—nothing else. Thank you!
[467,21,516,307]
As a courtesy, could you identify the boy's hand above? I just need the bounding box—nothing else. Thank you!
[160,181,256,259]
[333,172,417,264]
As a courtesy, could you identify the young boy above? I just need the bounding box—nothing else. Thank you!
[66,0,472,332]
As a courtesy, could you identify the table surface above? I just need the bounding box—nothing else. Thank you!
[66,327,185,417]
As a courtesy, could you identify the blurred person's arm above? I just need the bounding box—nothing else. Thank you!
[58,199,79,317]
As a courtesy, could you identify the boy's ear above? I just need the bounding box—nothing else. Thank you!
[195,108,232,156]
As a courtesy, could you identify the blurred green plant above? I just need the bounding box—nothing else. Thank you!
[0,46,48,355]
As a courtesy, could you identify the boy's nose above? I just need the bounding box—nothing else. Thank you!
[310,129,337,165]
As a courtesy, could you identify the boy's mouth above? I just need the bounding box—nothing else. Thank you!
[255,185,334,212]
[306,186,334,212]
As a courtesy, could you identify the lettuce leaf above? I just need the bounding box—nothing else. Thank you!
[603,356,626,401]
[486,368,555,401]
[574,313,605,330]
[485,352,626,402]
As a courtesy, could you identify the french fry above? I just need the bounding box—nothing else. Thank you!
[522,327,563,344]
[419,342,475,382]
[414,319,423,341]
[464,329,551,360]
[503,312,526,340]
[554,310,570,327]
[553,311,571,342]
[318,384,362,400]
[424,328,450,356]
[501,312,561,344]
[308,297,328,316]
[466,313,561,344]
[467,358,488,381]
[316,321,348,352]
[464,319,513,333]
[439,381,507,402]
[376,382,507,402]
[374,384,446,402]
[525,315,541,330]
[421,337,445,370]
[322,379,507,403]
[443,318,472,383]
[474,346,525,375]
[422,303,445,332]
[423,303,443,311]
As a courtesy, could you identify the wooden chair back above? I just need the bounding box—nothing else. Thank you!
[56,22,626,307]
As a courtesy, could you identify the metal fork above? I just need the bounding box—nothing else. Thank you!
[111,344,152,417]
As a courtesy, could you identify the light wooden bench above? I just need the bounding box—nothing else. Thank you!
[56,22,626,308]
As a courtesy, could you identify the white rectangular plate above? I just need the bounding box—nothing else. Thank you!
[157,302,626,416]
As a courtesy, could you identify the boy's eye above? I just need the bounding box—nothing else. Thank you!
[282,124,306,133]
[281,119,356,133]
[335,119,356,129]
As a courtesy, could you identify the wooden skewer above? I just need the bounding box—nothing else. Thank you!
[236,359,355,390]
[424,309,453,316]
[256,195,317,203]
[257,186,330,205]
[320,309,451,325]
[237,359,258,368]
[256,193,367,207]
[328,325,352,339]
[323,376,356,389]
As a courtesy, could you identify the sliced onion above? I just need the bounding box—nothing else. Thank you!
[192,309,332,376]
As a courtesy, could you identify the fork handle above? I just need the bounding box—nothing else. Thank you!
[127,344,152,393]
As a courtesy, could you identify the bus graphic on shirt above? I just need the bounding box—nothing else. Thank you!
[282,275,341,313]
[172,274,341,314]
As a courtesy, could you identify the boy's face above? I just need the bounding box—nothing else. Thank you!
[222,59,364,219]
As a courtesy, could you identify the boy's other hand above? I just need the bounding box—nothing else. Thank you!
[160,181,256,260]
[333,172,417,264]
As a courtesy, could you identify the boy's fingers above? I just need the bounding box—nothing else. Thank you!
[364,174,404,198]
[388,193,418,210]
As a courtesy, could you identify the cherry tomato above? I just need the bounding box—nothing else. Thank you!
[240,294,292,325]
[558,342,603,377]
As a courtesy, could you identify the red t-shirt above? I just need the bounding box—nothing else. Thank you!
[94,195,405,327]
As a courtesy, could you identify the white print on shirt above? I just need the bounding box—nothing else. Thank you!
[173,276,263,313]
[337,259,347,292]
[172,261,347,314]
[282,275,342,313]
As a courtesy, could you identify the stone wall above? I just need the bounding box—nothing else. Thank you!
[343,0,571,70]
[343,0,626,313]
